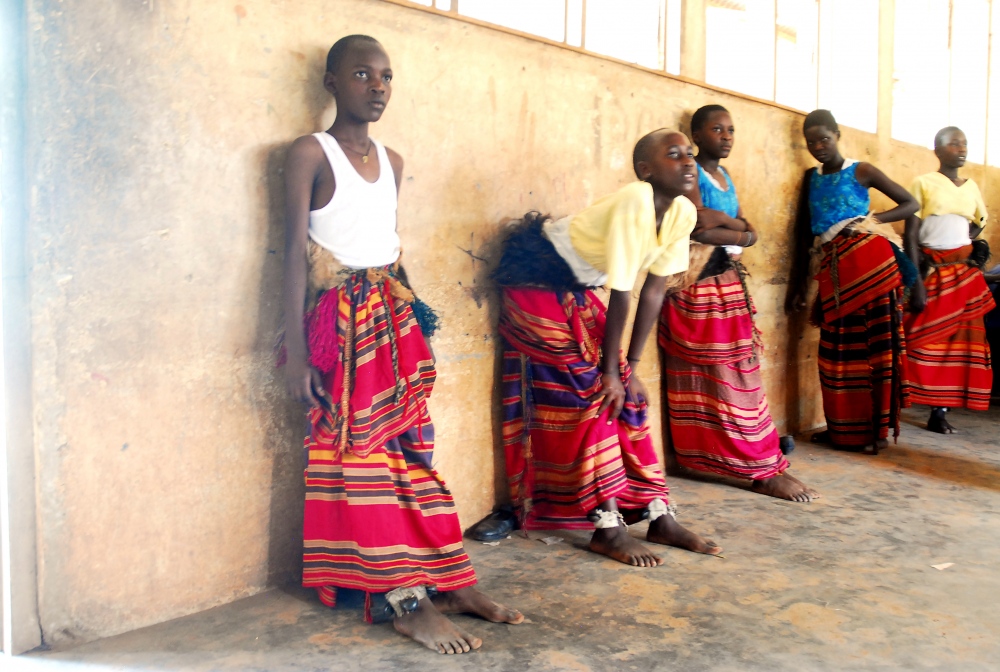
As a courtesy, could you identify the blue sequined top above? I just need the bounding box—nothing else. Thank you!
[808,161,870,235]
[697,164,739,218]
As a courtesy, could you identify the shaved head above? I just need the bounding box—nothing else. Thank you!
[934,126,963,149]
[326,34,383,74]
[633,128,682,177]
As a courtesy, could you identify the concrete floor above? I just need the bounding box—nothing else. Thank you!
[13,406,1000,671]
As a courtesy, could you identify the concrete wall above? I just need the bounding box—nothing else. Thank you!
[21,0,1000,645]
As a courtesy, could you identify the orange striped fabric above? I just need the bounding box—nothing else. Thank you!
[905,246,994,410]
[301,274,475,621]
[660,268,787,480]
[816,232,903,324]
[500,288,669,530]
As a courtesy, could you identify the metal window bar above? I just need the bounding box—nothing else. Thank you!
[660,0,669,71]
[773,0,779,102]
[815,0,821,111]
[565,0,570,43]
[987,0,995,164]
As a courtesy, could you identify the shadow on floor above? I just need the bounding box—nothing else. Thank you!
[16,408,1000,671]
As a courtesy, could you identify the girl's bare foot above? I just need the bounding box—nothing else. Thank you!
[646,514,722,555]
[392,597,482,655]
[589,525,663,567]
[785,472,822,497]
[752,472,820,502]
[431,587,524,624]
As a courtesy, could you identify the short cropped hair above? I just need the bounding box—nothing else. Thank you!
[632,128,671,177]
[934,126,963,148]
[326,35,382,73]
[690,104,729,136]
[803,109,838,133]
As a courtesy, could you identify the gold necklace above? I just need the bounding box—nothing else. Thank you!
[336,137,373,163]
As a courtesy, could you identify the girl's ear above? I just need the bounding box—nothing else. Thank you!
[323,71,338,96]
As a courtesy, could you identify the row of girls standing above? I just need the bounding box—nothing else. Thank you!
[782,110,993,451]
[488,106,994,573]
[661,106,993,495]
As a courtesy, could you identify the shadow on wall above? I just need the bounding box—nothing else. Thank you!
[484,215,531,511]
[781,158,819,437]
[250,141,306,588]
[248,53,337,588]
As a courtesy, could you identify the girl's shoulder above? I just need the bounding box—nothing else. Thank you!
[719,164,736,184]
[851,160,879,183]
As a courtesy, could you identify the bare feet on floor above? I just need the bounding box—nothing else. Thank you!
[431,586,524,624]
[393,597,482,655]
[752,472,820,502]
[927,409,958,434]
[589,525,663,567]
[646,514,722,555]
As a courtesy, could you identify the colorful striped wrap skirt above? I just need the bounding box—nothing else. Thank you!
[499,287,670,530]
[659,264,788,480]
[904,245,994,409]
[299,263,475,620]
[814,231,910,447]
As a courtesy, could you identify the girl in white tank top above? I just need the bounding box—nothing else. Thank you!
[309,132,401,269]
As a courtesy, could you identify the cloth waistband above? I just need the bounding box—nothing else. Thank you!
[307,239,413,305]
[817,214,903,248]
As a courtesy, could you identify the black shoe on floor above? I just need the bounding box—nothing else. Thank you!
[467,505,519,542]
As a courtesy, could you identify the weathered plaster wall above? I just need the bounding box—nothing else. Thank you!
[24,0,1000,645]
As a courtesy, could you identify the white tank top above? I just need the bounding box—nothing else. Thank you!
[309,132,400,269]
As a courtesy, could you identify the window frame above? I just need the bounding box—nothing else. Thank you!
[384,0,1000,161]
[381,0,814,118]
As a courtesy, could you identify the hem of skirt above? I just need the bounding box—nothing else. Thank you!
[303,575,478,594]
[827,434,890,447]
[906,393,990,411]
[520,520,595,531]
[676,455,789,481]
[302,566,477,593]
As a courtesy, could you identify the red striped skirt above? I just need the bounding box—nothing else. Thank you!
[659,267,786,480]
[904,246,994,409]
[815,234,909,446]
[816,230,903,324]
[301,273,475,618]
[499,288,669,530]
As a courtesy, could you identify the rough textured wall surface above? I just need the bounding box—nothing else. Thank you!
[25,0,1000,644]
